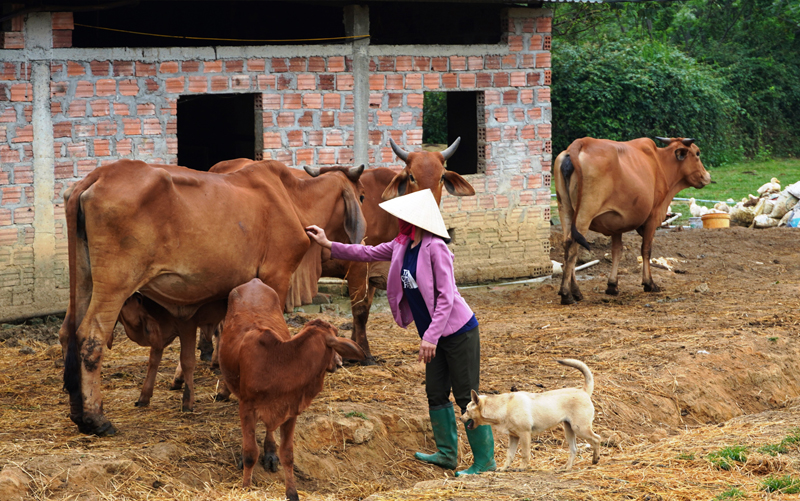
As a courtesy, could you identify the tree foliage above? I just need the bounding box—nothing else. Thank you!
[551,0,800,163]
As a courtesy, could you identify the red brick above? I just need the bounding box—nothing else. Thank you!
[522,19,535,34]
[263,132,281,149]
[165,77,184,93]
[67,142,87,157]
[450,56,467,71]
[369,75,385,91]
[493,107,508,123]
[0,108,15,123]
[323,93,341,109]
[338,148,354,164]
[277,112,295,127]
[459,74,476,89]
[12,125,32,143]
[288,58,306,72]
[308,130,323,146]
[284,94,301,109]
[407,93,423,108]
[1,32,24,49]
[1,62,17,81]
[479,195,495,209]
[297,74,316,90]
[387,74,403,90]
[537,88,550,103]
[137,103,156,115]
[494,73,509,87]
[303,93,322,109]
[306,57,325,73]
[160,61,179,74]
[90,99,110,116]
[122,118,141,135]
[276,75,292,90]
[431,57,448,72]
[96,79,115,96]
[520,54,535,68]
[263,94,281,109]
[10,83,32,101]
[536,53,551,69]
[1,185,22,205]
[53,122,71,138]
[519,89,534,105]
[537,124,551,139]
[387,93,402,109]
[378,56,395,72]
[508,35,523,52]
[326,130,344,146]
[68,100,86,117]
[510,72,526,87]
[486,127,501,142]
[476,73,492,88]
[395,56,412,71]
[116,138,132,155]
[318,148,335,165]
[93,139,110,156]
[50,102,62,116]
[502,55,517,68]
[204,60,223,73]
[442,73,457,89]
[232,75,250,90]
[166,137,177,155]
[96,120,117,136]
[340,112,353,126]
[502,125,518,141]
[77,159,97,176]
[211,76,229,91]
[187,76,207,93]
[247,59,266,72]
[328,57,345,72]
[113,61,134,76]
[527,72,542,86]
[319,74,334,91]
[13,206,33,224]
[287,130,304,147]
[398,111,414,126]
[258,75,276,90]
[529,35,543,51]
[337,74,354,91]
[182,61,200,73]
[166,117,177,133]
[145,79,159,92]
[485,56,501,70]
[135,62,155,77]
[67,62,85,76]
[344,94,354,109]
[369,93,382,108]
[413,57,430,71]
[114,102,131,115]
[536,17,552,33]
[376,111,393,126]
[501,90,518,104]
[119,79,139,96]
[52,12,74,30]
[402,73,421,90]
[521,125,536,140]
[527,107,542,121]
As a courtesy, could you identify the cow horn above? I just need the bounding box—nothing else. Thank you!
[347,164,365,182]
[389,138,409,162]
[441,137,461,161]
[681,138,696,147]
[654,136,672,145]
[303,165,322,177]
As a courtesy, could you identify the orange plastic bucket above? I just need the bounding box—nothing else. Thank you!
[701,213,731,229]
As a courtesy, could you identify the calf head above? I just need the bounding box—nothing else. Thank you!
[117,293,160,348]
[382,138,475,203]
[298,318,366,372]
[304,165,367,244]
[655,137,711,189]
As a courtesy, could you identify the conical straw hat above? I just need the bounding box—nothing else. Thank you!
[379,189,449,239]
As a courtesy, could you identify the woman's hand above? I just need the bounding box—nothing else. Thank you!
[418,340,437,363]
[305,225,332,249]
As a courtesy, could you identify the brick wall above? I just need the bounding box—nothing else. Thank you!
[0,7,553,320]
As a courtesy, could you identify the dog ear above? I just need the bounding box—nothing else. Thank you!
[471,389,479,405]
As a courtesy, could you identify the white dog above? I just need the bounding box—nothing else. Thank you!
[460,359,601,470]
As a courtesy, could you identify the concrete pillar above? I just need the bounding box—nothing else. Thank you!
[344,5,370,167]
[26,14,59,309]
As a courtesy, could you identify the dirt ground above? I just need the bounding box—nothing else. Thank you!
[1,225,799,501]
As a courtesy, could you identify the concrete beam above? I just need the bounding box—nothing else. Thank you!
[344,5,370,167]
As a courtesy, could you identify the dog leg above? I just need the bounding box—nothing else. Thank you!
[575,425,602,465]
[520,431,532,470]
[502,434,520,471]
[563,422,577,470]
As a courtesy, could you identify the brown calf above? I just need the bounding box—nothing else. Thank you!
[554,136,710,304]
[115,293,225,410]
[219,279,364,501]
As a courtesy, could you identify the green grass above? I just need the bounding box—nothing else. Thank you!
[707,445,748,471]
[783,428,800,446]
[760,475,800,494]
[344,410,368,420]
[676,452,695,460]
[757,443,788,456]
[713,487,747,500]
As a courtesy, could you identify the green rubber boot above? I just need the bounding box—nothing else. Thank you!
[455,424,496,476]
[414,405,458,470]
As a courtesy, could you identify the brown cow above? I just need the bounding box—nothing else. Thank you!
[554,136,710,305]
[219,278,364,501]
[116,293,226,410]
[381,137,476,202]
[61,159,366,436]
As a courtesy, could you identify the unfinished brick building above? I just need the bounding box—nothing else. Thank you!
[0,1,554,321]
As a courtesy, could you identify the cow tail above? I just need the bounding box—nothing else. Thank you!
[561,146,591,251]
[62,180,90,398]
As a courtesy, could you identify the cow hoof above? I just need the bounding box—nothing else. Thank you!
[559,294,576,306]
[360,356,377,367]
[213,393,229,402]
[643,283,662,293]
[169,381,183,391]
[286,491,299,501]
[181,404,194,413]
[83,416,117,437]
[134,400,150,407]
[262,453,280,472]
[605,286,619,296]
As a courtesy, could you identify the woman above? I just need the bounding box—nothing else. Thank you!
[305,188,495,476]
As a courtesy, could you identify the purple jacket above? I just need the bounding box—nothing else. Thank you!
[331,232,475,345]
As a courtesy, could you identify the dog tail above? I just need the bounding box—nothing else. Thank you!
[556,359,594,396]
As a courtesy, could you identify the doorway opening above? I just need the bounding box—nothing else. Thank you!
[177,93,261,171]
[422,91,485,176]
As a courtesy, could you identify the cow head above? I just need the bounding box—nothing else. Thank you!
[303,164,367,245]
[655,137,711,189]
[381,138,476,203]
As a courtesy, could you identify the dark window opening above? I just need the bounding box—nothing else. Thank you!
[423,91,484,176]
[177,94,259,171]
[73,2,345,48]
[369,3,502,45]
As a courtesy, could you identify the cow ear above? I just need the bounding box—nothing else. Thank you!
[471,389,480,405]
[342,188,367,244]
[443,171,476,197]
[326,335,365,361]
[675,148,689,161]
[381,171,408,201]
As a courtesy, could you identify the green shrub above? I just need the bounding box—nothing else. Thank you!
[552,38,743,167]
[714,487,746,500]
[760,475,800,494]
[707,445,748,470]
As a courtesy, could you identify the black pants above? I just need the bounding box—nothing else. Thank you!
[425,325,480,414]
